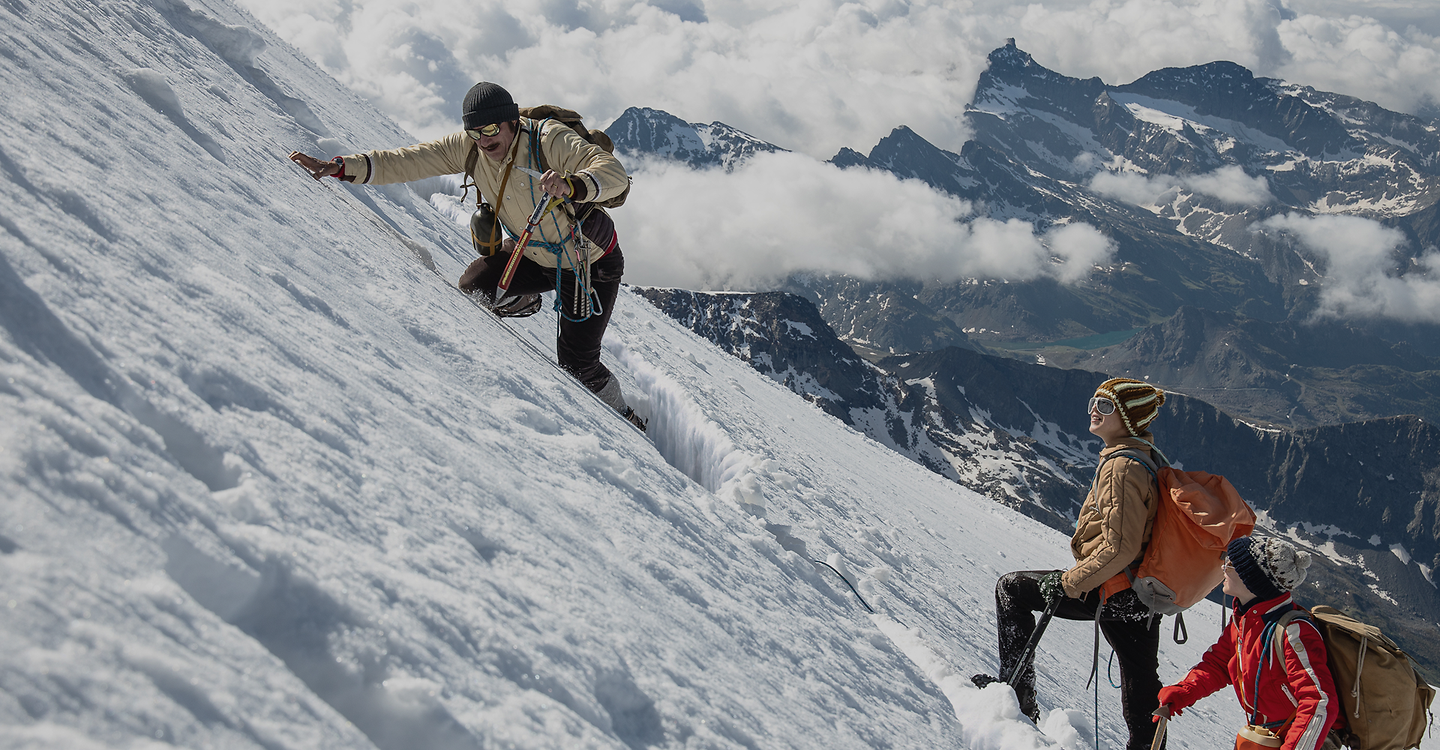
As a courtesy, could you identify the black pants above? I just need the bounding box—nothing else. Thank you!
[995,570,1163,750]
[466,248,624,393]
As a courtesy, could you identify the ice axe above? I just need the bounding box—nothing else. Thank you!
[494,193,565,300]
[1150,706,1171,750]
[1006,594,1063,685]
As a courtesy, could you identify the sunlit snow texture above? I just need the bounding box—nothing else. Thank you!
[0,0,1269,748]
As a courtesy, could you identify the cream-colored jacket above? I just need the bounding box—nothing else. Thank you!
[339,118,629,269]
[1062,434,1160,597]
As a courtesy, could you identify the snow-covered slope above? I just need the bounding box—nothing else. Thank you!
[2,0,1262,748]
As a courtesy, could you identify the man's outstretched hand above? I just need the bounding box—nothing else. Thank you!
[289,151,341,180]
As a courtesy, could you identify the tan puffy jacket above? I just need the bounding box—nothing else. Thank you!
[1062,434,1160,598]
[338,118,629,269]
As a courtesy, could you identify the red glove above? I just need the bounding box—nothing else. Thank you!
[1156,684,1199,718]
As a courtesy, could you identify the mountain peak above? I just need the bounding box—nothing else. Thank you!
[987,38,1033,69]
[605,106,784,170]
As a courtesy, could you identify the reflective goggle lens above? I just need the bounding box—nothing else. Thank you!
[466,123,502,139]
[1088,397,1116,415]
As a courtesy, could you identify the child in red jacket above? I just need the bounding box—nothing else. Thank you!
[1157,536,1340,750]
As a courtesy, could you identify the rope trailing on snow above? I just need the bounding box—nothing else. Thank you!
[809,558,875,614]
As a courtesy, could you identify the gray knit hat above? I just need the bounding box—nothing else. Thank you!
[1228,536,1311,600]
[461,82,519,131]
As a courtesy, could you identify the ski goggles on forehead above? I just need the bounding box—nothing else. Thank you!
[465,123,502,139]
[1087,396,1116,415]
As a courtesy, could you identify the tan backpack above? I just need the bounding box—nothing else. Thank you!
[1276,606,1435,749]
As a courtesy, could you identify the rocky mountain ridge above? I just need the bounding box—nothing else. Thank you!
[607,41,1440,429]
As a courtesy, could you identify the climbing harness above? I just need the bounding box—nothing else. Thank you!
[522,119,605,324]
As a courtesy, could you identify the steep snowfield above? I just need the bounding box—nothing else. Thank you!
[0,0,1258,748]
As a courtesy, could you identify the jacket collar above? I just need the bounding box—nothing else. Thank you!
[1234,591,1295,622]
[1098,432,1156,458]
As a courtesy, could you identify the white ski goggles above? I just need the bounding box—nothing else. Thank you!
[1087,397,1116,416]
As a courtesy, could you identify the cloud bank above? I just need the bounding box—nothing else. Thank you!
[613,153,1115,289]
[238,0,1440,158]
[429,152,1114,290]
[1257,213,1440,322]
[1089,165,1275,207]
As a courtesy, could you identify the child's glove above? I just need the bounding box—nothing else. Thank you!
[1156,684,1200,717]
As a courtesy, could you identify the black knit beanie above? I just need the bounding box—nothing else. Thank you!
[1228,536,1310,602]
[462,82,519,130]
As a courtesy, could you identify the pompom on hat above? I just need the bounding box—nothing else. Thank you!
[1227,536,1312,601]
[1094,378,1165,437]
[461,82,519,131]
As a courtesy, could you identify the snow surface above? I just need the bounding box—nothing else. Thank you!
[4,0,1413,748]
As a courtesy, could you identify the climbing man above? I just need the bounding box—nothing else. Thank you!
[289,82,643,431]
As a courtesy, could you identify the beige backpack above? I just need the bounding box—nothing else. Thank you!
[1276,606,1435,749]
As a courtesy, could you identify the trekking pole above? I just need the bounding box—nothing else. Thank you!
[1150,706,1171,750]
[1006,595,1063,684]
[495,194,565,300]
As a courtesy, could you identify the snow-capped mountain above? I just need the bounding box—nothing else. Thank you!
[822,41,1440,350]
[635,288,1440,677]
[607,107,787,171]
[608,41,1440,431]
[1,0,1268,747]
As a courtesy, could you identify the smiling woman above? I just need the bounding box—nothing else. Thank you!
[975,376,1172,748]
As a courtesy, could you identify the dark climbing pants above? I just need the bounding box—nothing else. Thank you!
[464,248,624,394]
[995,570,1164,750]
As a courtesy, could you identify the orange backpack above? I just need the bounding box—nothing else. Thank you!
[1097,447,1257,614]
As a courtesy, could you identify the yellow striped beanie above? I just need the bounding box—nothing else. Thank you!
[1095,378,1165,437]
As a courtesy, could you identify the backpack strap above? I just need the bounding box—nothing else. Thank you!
[1260,608,1315,726]
[530,118,600,230]
[461,142,480,206]
[1129,436,1172,468]
[463,140,517,255]
[1095,449,1161,570]
[1102,449,1159,479]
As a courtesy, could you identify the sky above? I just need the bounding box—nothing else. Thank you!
[227,0,1440,321]
[0,0,1270,744]
[232,0,1440,157]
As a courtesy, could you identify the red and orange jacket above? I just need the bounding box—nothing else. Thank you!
[1172,593,1340,750]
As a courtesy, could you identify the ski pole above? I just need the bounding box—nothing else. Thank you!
[1006,595,1062,685]
[495,194,565,300]
[1150,706,1171,750]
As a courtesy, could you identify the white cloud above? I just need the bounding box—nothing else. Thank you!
[235,0,1440,160]
[1182,165,1274,206]
[1256,212,1440,322]
[1088,165,1273,207]
[612,152,1115,290]
[1089,171,1175,206]
[1045,222,1118,284]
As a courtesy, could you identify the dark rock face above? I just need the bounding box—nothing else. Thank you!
[637,288,1440,674]
[1040,306,1440,428]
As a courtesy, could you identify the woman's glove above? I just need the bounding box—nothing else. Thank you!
[1038,570,1065,605]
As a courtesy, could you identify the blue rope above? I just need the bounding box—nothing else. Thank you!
[1249,621,1289,729]
[523,118,601,323]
